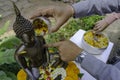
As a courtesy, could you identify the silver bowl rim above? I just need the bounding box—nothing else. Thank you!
[82,30,109,49]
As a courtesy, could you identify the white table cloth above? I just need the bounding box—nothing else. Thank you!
[70,29,114,80]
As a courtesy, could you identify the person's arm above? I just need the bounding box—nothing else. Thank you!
[93,12,120,32]
[72,0,120,18]
[76,53,120,80]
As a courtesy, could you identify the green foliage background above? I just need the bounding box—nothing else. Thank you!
[0,36,21,80]
[0,21,10,36]
[0,21,21,80]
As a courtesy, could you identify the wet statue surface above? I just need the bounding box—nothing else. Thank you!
[12,2,50,80]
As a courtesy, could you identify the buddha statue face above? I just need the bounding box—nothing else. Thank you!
[21,33,36,47]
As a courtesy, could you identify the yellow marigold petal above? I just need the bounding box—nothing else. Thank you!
[72,74,79,80]
[74,67,80,74]
[65,62,80,80]
[64,76,73,80]
[17,69,26,80]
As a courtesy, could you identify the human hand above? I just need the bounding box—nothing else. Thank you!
[93,12,119,32]
[30,5,74,33]
[45,40,83,62]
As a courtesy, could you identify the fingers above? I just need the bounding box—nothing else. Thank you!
[93,20,108,32]
[94,22,102,32]
[50,16,69,32]
[30,7,54,19]
[44,42,62,48]
[50,21,63,32]
[30,13,41,19]
[30,9,43,19]
[94,25,104,32]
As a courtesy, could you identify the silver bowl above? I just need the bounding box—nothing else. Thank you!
[81,30,109,54]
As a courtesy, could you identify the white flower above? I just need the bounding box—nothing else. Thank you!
[51,68,66,80]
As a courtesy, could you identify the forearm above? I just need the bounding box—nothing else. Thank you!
[77,54,120,80]
[15,45,28,68]
[15,54,28,68]
[72,0,120,18]
[102,12,120,25]
[115,13,120,18]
